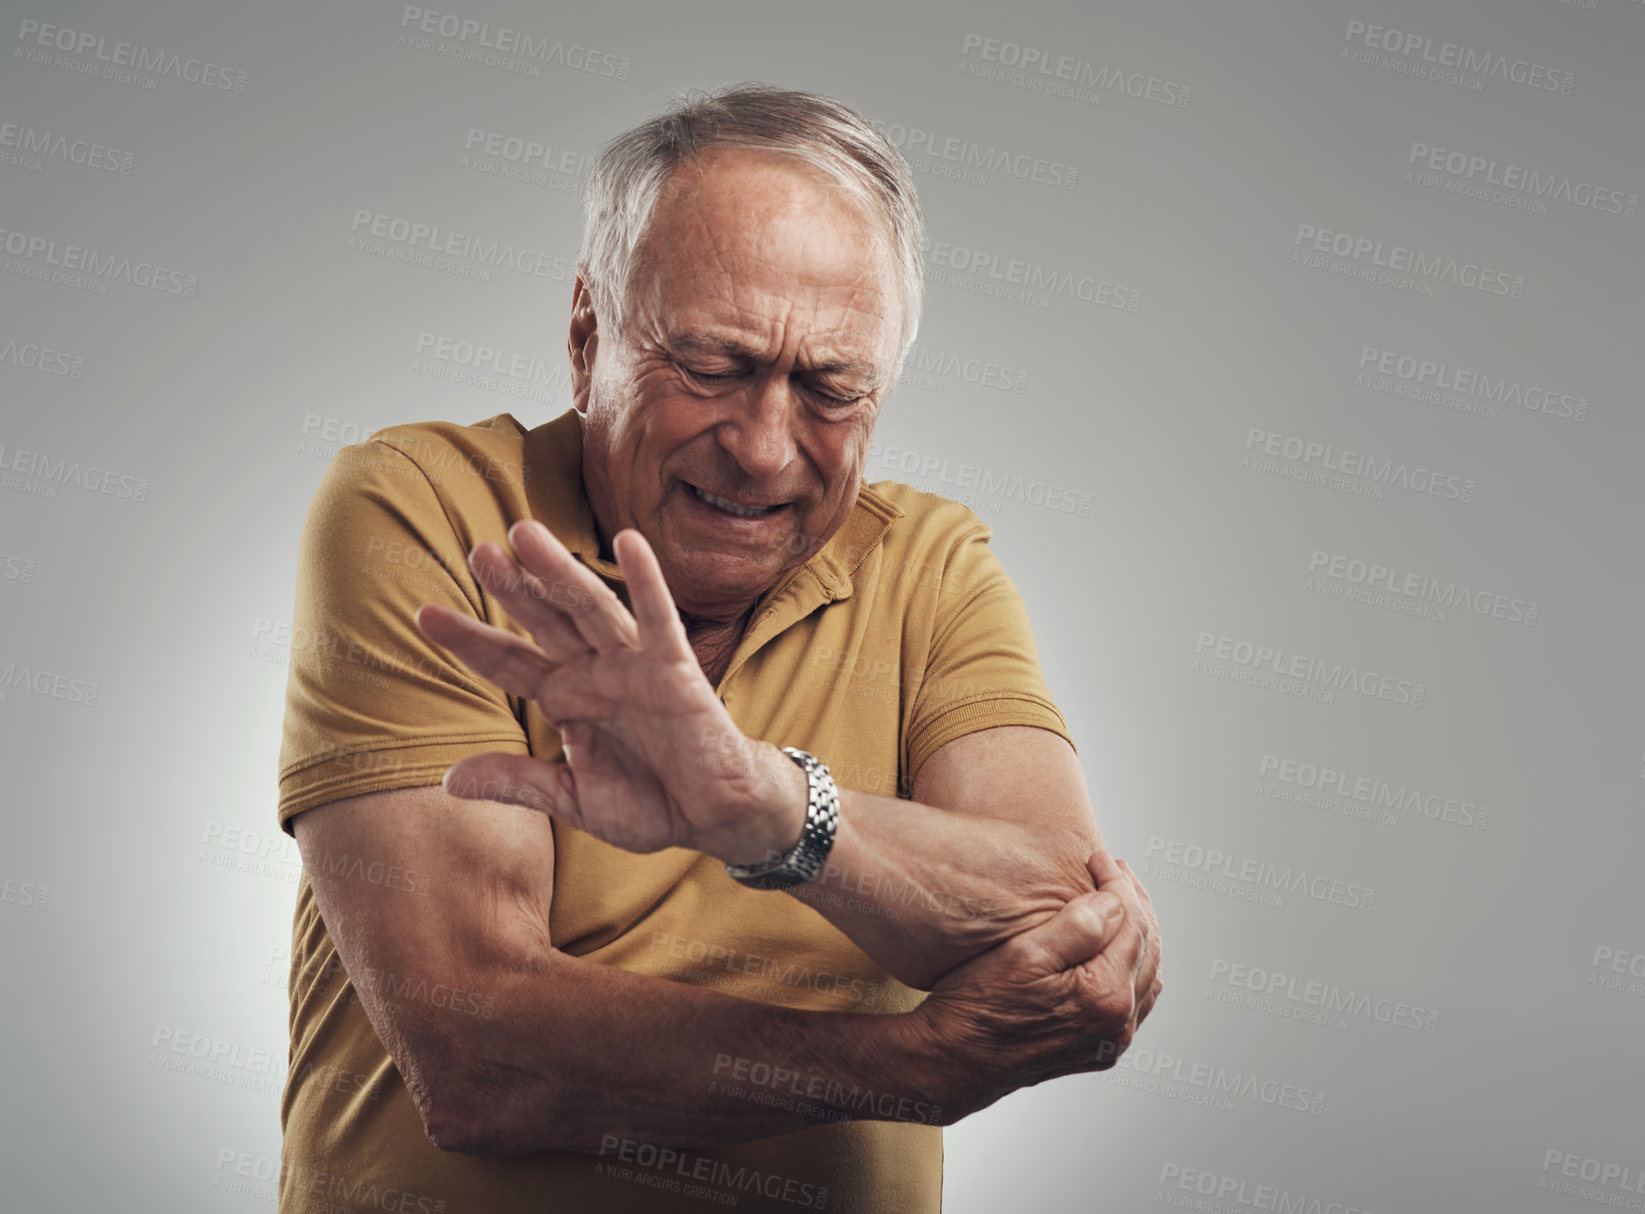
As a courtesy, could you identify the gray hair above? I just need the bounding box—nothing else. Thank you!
[577,82,925,377]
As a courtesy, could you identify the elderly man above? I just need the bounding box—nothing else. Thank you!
[277,84,1161,1213]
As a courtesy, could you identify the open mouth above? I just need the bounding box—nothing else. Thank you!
[688,484,788,519]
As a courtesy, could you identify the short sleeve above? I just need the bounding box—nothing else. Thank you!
[903,524,1075,788]
[276,441,529,833]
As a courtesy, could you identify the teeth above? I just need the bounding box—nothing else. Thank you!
[693,485,780,518]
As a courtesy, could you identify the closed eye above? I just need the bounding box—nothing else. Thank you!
[806,385,863,408]
[680,362,865,409]
[679,365,744,386]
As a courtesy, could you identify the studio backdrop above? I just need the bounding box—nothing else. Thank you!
[2,1,1640,1211]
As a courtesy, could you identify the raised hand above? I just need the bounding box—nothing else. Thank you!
[414,520,802,864]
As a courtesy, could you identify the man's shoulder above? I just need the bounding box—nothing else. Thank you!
[313,411,557,508]
[358,413,529,478]
[850,479,998,598]
[864,478,991,545]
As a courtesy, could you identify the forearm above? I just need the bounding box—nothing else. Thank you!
[725,734,1102,990]
[406,947,948,1155]
[788,785,1098,987]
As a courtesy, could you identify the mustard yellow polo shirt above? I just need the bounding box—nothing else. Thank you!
[276,407,1073,1213]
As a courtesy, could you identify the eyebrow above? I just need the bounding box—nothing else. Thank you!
[668,331,886,384]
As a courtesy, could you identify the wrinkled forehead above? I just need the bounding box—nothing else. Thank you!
[626,148,901,357]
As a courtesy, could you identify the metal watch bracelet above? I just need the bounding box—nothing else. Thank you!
[723,747,840,891]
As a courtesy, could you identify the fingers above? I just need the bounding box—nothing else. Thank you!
[613,529,692,660]
[443,752,579,823]
[1082,849,1162,1019]
[505,521,638,653]
[1137,972,1164,1025]
[1088,852,1145,947]
[1118,857,1164,988]
[1010,889,1126,978]
[1087,848,1127,891]
[416,604,564,705]
[467,541,596,661]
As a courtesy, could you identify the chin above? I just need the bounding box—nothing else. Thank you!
[661,545,788,614]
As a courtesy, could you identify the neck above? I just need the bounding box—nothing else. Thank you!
[684,607,753,687]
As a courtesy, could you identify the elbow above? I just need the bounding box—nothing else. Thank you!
[417,1083,494,1155]
[400,1036,501,1154]
[390,1023,549,1156]
[400,948,572,1154]
[408,1037,591,1156]
[422,1107,488,1155]
[413,1061,546,1156]
[424,1112,515,1157]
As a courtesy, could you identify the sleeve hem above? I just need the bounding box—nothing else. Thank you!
[906,696,1075,793]
[277,734,532,834]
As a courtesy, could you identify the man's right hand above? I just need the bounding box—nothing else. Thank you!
[910,849,1163,1123]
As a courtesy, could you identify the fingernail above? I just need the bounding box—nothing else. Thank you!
[1092,891,1125,926]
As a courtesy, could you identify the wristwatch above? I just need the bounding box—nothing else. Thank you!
[723,747,841,890]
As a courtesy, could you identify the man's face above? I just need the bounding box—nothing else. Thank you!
[573,147,901,622]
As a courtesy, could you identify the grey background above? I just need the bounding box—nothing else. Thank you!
[2,0,1640,1210]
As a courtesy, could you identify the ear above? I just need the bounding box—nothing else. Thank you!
[568,275,599,413]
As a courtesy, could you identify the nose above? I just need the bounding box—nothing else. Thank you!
[717,373,796,482]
